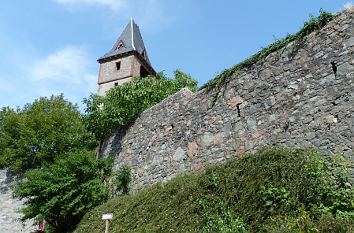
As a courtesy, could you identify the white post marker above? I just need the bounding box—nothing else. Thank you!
[102,213,113,233]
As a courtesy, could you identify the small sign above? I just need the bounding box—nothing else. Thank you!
[102,213,113,220]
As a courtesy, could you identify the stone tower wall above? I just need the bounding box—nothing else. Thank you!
[98,55,134,95]
[98,54,148,95]
[100,11,354,191]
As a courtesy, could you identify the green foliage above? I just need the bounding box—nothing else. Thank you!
[75,174,205,233]
[74,147,354,233]
[0,95,95,173]
[205,147,354,228]
[260,186,291,215]
[201,9,335,90]
[261,211,354,233]
[98,156,115,180]
[113,165,131,195]
[83,70,197,141]
[200,199,247,233]
[0,95,109,232]
[14,149,109,233]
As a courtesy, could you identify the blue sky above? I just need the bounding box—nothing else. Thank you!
[0,0,351,110]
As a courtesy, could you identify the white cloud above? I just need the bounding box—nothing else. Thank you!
[27,46,97,107]
[54,0,126,10]
[31,46,90,83]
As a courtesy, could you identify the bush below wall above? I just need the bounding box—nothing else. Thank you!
[75,147,354,233]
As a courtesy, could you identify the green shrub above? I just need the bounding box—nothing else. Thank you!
[201,205,247,233]
[74,147,353,233]
[315,214,354,233]
[113,165,131,195]
[201,147,354,229]
[14,150,110,233]
[261,211,354,233]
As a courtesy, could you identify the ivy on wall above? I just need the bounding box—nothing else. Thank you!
[201,9,335,90]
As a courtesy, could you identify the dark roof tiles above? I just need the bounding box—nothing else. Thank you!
[98,19,151,64]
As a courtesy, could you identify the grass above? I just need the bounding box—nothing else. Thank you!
[200,9,335,90]
[74,147,354,233]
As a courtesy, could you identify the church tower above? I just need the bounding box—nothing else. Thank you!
[97,19,156,95]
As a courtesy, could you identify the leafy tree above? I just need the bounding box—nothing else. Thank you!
[83,70,198,141]
[0,95,95,173]
[14,149,110,233]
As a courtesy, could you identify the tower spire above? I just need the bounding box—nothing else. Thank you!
[97,19,151,65]
[97,19,156,95]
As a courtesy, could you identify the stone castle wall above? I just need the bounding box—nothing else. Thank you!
[101,11,354,190]
[0,169,36,233]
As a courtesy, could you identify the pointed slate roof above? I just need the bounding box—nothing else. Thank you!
[98,19,151,65]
